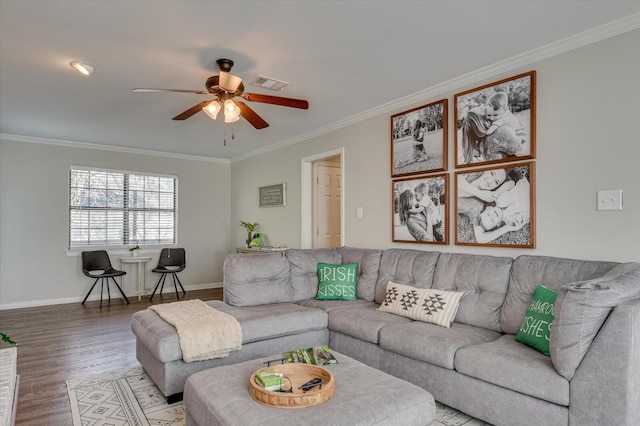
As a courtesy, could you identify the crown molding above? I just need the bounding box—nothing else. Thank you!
[0,133,230,164]
[230,12,640,163]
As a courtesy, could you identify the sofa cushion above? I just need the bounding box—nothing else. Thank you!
[377,281,463,328]
[223,252,292,306]
[132,301,328,363]
[286,248,344,301]
[375,249,440,304]
[328,302,413,344]
[131,306,183,363]
[316,262,358,301]
[379,321,500,369]
[432,253,512,332]
[550,262,640,380]
[515,285,557,356]
[455,335,569,406]
[342,247,383,301]
[211,301,328,344]
[296,298,372,312]
[500,255,618,334]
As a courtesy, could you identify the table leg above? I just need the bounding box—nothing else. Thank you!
[137,262,144,301]
[142,264,148,297]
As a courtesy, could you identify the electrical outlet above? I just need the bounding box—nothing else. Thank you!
[597,190,623,211]
[356,206,363,218]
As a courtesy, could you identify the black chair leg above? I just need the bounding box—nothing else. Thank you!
[82,278,100,305]
[110,277,130,304]
[150,273,167,301]
[159,275,169,298]
[100,278,105,309]
[171,273,180,300]
[174,274,186,296]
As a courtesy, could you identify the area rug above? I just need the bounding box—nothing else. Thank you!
[67,366,491,425]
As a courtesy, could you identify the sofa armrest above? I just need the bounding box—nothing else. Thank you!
[223,252,293,306]
[569,297,640,425]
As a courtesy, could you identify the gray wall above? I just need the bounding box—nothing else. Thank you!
[0,140,231,308]
[2,29,639,308]
[230,29,640,263]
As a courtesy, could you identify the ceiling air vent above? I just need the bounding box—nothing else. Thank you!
[250,75,289,91]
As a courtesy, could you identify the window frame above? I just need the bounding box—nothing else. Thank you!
[68,166,178,250]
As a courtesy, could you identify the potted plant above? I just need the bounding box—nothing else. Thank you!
[0,332,16,346]
[129,245,141,257]
[239,221,258,247]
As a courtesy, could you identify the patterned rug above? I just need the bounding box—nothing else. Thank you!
[67,366,491,425]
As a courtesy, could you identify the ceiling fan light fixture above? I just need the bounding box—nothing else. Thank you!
[225,114,240,123]
[223,99,241,123]
[202,100,221,120]
[219,71,242,93]
[69,61,95,76]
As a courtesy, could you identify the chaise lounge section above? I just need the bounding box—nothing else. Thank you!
[131,247,640,425]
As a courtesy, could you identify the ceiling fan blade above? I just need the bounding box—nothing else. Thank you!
[172,100,213,120]
[236,101,269,129]
[241,93,309,110]
[133,88,209,94]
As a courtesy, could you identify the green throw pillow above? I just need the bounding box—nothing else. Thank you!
[516,285,558,356]
[316,262,358,301]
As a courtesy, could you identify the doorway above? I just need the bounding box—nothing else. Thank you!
[313,156,341,248]
[301,149,344,249]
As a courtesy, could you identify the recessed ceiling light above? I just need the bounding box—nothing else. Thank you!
[250,75,289,91]
[69,61,95,76]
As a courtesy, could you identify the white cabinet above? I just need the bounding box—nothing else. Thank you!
[0,346,18,426]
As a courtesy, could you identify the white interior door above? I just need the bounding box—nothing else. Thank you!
[313,160,341,248]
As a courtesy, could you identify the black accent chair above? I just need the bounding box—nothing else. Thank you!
[81,250,130,308]
[150,248,186,301]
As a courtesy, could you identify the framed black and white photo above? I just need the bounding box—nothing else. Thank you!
[454,71,536,168]
[391,99,448,177]
[455,162,535,248]
[392,174,449,244]
[259,182,286,207]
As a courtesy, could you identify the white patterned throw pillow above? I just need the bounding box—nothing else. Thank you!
[377,281,464,328]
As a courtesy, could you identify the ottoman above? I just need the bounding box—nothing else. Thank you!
[184,351,435,426]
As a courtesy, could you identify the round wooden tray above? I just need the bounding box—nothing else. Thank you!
[249,363,335,408]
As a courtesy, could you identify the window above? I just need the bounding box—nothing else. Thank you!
[69,167,177,249]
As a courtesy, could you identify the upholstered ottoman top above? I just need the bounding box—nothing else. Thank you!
[184,350,435,426]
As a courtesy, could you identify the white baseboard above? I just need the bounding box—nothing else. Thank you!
[0,282,223,310]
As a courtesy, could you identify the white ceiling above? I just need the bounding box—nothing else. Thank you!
[1,1,639,161]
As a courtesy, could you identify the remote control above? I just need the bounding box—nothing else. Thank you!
[298,377,323,390]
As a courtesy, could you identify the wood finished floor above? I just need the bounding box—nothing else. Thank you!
[0,288,223,425]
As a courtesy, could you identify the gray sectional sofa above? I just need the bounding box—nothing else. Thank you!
[131,247,640,426]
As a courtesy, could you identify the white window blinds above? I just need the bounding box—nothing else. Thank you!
[69,167,177,249]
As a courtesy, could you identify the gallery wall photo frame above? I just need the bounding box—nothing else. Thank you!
[454,71,536,169]
[259,182,286,207]
[392,173,449,245]
[455,161,535,248]
[391,99,448,178]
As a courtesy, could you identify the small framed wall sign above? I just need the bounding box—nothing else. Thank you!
[391,99,448,178]
[454,71,536,168]
[259,182,286,207]
[455,161,535,248]
[392,173,449,244]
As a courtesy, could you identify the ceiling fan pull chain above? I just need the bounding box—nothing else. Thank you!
[224,127,227,146]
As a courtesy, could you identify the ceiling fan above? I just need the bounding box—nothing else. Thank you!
[133,58,309,129]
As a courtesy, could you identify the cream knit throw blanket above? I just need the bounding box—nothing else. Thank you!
[150,299,242,362]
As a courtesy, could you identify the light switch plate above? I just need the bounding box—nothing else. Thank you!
[597,190,623,211]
